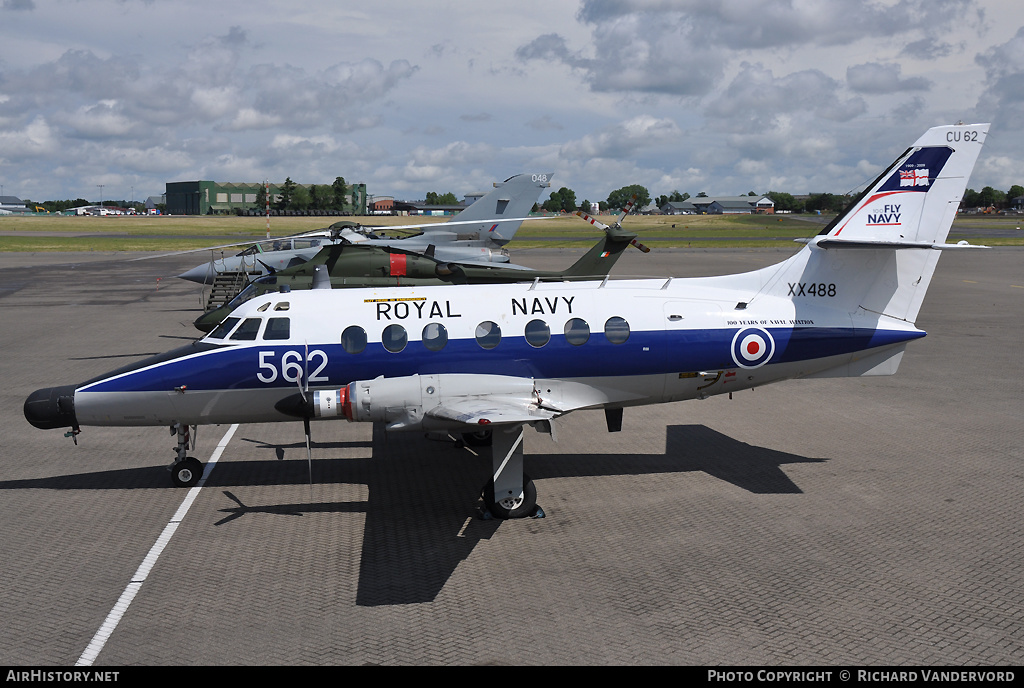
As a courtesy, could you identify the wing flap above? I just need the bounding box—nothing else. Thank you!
[425,398,556,427]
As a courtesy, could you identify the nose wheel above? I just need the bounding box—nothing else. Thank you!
[171,456,204,487]
[168,422,203,487]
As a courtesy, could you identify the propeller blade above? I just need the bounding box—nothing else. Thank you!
[614,195,638,226]
[303,416,313,488]
[630,237,651,253]
[295,344,310,403]
[573,210,610,230]
[576,202,650,252]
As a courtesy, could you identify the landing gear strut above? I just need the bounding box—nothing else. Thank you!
[168,422,203,487]
[479,423,544,520]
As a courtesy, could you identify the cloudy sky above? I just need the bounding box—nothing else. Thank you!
[1,0,1022,206]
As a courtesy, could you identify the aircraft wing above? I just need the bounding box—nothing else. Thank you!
[335,373,645,433]
[425,398,558,427]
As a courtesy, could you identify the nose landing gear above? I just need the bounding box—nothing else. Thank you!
[168,423,204,487]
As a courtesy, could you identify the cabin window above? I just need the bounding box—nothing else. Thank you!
[604,316,630,345]
[475,321,501,350]
[382,324,408,353]
[208,317,240,340]
[230,317,262,341]
[524,319,550,348]
[263,317,290,340]
[564,318,590,346]
[274,302,290,311]
[341,325,367,354]
[422,322,448,351]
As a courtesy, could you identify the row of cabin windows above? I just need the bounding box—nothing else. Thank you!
[342,316,630,354]
[208,313,632,353]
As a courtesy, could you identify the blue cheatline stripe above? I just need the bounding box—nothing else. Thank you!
[79,326,925,394]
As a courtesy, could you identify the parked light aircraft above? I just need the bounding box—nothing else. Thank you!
[24,124,988,519]
[176,173,554,284]
[192,218,649,332]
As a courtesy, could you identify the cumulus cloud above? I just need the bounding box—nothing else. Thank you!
[0,1,1016,204]
[974,27,1024,144]
[0,115,58,160]
[0,18,418,197]
[705,63,866,133]
[519,0,980,98]
[846,62,932,94]
[561,115,683,160]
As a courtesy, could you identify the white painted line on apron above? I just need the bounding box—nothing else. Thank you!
[76,423,239,666]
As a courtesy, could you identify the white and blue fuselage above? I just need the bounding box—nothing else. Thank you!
[55,272,923,429]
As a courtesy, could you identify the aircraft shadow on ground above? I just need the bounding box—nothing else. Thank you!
[6,425,826,605]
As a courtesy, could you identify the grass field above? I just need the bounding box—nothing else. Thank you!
[0,211,1021,251]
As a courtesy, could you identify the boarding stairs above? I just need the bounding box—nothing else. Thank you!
[204,271,255,310]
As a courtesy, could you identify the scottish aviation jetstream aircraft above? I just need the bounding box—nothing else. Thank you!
[176,172,554,284]
[24,124,988,519]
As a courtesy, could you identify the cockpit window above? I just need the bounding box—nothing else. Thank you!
[263,318,290,340]
[229,317,262,341]
[208,316,240,339]
[225,279,272,310]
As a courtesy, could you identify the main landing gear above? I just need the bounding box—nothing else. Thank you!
[169,422,204,487]
[478,423,544,520]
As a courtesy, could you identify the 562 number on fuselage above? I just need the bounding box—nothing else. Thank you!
[257,350,330,384]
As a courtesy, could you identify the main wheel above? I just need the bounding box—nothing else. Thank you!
[483,474,537,519]
[171,457,204,487]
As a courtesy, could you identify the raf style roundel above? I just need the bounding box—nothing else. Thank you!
[731,327,775,369]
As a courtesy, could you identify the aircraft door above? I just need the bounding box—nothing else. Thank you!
[662,300,725,403]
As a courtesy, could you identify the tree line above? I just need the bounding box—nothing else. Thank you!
[24,181,1024,217]
[257,177,350,213]
[523,183,1024,215]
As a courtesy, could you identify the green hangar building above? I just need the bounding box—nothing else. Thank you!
[164,180,368,215]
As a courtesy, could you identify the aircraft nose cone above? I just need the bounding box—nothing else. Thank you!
[178,264,216,285]
[24,385,79,430]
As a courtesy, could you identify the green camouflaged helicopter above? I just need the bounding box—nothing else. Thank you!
[193,211,649,333]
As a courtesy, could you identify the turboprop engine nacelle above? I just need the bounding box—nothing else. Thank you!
[278,374,541,432]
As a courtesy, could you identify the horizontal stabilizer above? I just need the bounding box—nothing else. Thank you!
[804,344,908,378]
[814,238,990,250]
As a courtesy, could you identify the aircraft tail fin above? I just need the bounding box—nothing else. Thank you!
[449,173,553,245]
[562,226,639,277]
[816,124,988,247]
[766,123,989,326]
